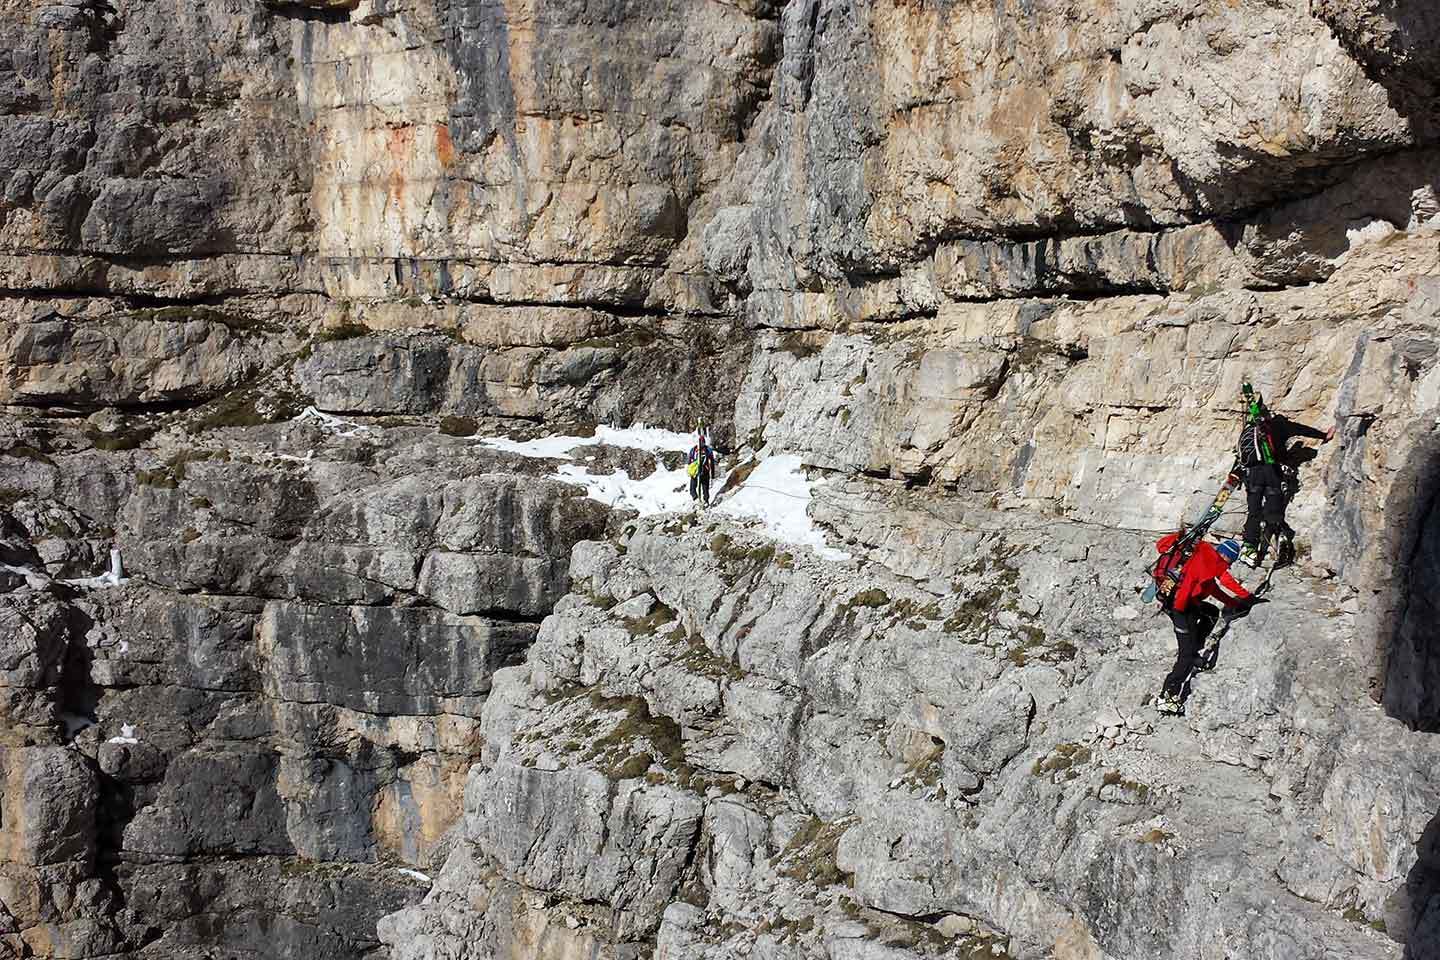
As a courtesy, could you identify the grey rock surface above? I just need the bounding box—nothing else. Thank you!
[2,0,1439,956]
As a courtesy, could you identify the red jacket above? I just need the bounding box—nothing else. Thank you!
[1155,534,1251,612]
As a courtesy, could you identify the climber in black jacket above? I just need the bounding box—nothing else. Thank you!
[1236,384,1334,567]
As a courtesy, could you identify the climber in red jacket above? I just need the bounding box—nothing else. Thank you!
[1154,534,1257,715]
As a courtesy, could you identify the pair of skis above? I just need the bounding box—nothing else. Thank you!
[1141,462,1243,605]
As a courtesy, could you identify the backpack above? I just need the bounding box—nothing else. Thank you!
[1237,384,1276,471]
[1151,541,1193,610]
[1237,422,1274,471]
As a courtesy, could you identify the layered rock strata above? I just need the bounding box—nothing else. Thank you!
[1,0,1439,957]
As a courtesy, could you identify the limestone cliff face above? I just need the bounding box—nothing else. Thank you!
[1,0,1439,958]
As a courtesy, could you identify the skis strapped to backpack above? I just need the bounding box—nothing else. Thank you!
[1143,462,1243,608]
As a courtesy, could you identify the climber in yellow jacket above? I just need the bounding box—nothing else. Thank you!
[687,430,717,506]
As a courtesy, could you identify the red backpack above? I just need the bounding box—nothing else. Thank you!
[1152,541,1194,609]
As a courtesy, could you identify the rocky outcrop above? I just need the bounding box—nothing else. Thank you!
[3,0,1440,957]
[385,507,1440,959]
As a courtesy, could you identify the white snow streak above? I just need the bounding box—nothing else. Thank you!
[107,723,138,745]
[5,560,128,591]
[478,423,694,460]
[479,434,590,459]
[296,406,376,439]
[592,424,694,453]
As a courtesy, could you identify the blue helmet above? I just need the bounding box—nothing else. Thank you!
[1217,539,1241,562]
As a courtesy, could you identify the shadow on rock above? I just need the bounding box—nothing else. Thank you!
[1376,425,1440,732]
[1398,809,1440,957]
[1315,1,1440,136]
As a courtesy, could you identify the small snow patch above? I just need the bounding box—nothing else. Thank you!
[62,550,129,590]
[396,868,432,883]
[1344,218,1396,252]
[296,406,375,440]
[716,455,849,561]
[496,427,847,561]
[107,723,138,745]
[63,573,127,590]
[481,434,590,460]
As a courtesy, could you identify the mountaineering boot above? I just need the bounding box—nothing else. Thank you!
[1239,543,1261,568]
[1273,535,1296,570]
[1156,693,1184,716]
[1198,636,1220,672]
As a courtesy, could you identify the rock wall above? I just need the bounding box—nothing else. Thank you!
[2,0,1439,957]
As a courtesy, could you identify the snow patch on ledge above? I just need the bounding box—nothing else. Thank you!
[296,406,376,439]
[478,423,694,460]
[551,462,693,514]
[482,424,847,561]
[715,455,850,562]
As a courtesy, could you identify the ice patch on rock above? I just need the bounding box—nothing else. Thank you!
[1,562,45,587]
[60,550,128,590]
[1343,218,1397,253]
[396,868,432,884]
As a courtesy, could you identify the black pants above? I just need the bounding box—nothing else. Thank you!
[1243,463,1287,547]
[1163,601,1219,698]
[689,470,710,504]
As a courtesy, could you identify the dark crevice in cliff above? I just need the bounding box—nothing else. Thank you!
[461,607,547,626]
[58,602,137,943]
[0,288,136,304]
[59,603,101,735]
[10,394,227,417]
[262,2,351,25]
[117,291,240,310]
[446,292,696,322]
[945,283,1164,305]
[899,138,1430,258]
